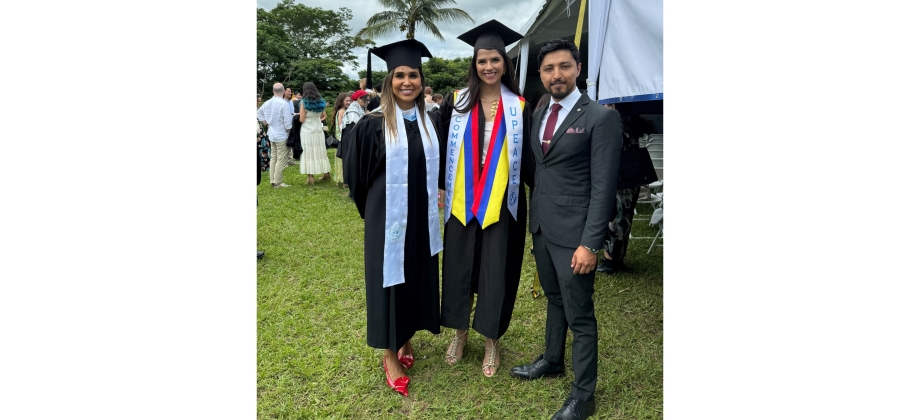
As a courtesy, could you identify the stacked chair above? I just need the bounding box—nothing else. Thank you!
[632,134,664,253]
[635,134,663,218]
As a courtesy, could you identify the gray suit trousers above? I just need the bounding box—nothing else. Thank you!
[533,231,598,401]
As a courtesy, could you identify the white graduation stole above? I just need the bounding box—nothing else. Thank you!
[382,106,443,288]
[501,84,525,222]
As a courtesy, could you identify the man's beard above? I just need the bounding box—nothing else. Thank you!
[550,83,573,100]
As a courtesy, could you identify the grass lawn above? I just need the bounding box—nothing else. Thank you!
[258,150,663,419]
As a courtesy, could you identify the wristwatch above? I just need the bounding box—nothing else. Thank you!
[581,245,600,253]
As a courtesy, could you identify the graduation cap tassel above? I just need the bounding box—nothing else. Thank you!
[366,48,373,94]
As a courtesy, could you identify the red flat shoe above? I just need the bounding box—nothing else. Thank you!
[399,355,415,370]
[383,359,410,397]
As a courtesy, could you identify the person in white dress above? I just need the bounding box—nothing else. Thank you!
[331,92,352,188]
[298,82,332,185]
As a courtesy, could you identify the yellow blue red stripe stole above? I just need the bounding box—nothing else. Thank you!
[446,87,526,229]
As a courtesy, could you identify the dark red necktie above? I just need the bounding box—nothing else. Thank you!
[542,103,562,155]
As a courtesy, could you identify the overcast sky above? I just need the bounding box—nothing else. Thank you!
[257,0,546,80]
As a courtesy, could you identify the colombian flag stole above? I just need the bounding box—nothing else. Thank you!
[445,84,525,229]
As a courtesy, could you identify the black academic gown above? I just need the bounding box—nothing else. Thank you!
[339,122,353,184]
[344,112,441,352]
[288,112,303,160]
[437,90,534,339]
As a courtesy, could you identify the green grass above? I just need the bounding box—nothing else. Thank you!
[258,150,663,419]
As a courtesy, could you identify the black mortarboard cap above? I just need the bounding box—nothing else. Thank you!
[366,39,433,92]
[456,19,523,53]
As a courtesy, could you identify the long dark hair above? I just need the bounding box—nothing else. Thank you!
[333,92,349,113]
[301,82,326,112]
[455,48,522,114]
[331,92,349,132]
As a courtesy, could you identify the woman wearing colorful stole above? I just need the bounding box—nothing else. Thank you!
[344,39,442,397]
[438,20,534,377]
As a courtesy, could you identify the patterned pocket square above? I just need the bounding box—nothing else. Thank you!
[565,126,586,134]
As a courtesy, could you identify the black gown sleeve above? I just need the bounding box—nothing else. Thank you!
[345,116,382,219]
[423,107,440,149]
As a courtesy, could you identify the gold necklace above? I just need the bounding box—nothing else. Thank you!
[483,98,499,119]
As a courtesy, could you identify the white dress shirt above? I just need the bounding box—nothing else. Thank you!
[257,96,293,142]
[538,88,582,141]
[483,121,494,165]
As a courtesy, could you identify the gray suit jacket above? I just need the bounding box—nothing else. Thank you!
[529,92,622,250]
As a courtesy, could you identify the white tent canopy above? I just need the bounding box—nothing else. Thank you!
[510,0,662,104]
[596,0,662,103]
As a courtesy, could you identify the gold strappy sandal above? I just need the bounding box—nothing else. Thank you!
[482,338,500,377]
[445,330,468,365]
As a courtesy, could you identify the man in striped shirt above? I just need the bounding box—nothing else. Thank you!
[257,83,293,188]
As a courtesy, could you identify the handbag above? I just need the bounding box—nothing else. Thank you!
[326,134,339,149]
[617,144,659,190]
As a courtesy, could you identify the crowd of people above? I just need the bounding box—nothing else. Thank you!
[257,19,658,420]
[257,81,449,196]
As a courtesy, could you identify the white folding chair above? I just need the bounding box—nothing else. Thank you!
[635,186,662,210]
[637,133,650,148]
[635,135,663,220]
[645,141,663,184]
[643,134,663,148]
[647,203,663,253]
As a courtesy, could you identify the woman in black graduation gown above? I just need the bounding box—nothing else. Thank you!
[438,20,534,377]
[344,39,442,397]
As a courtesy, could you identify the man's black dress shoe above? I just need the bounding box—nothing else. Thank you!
[551,395,596,420]
[510,354,564,380]
[257,251,265,260]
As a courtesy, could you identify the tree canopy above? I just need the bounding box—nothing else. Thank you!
[356,70,390,90]
[356,0,474,41]
[256,1,483,104]
[257,0,372,102]
[422,56,471,95]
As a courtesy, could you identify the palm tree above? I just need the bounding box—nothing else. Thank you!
[357,0,474,41]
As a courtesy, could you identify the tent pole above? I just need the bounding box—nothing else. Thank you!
[573,0,590,98]
[573,0,588,48]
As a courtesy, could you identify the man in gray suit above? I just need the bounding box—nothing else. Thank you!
[510,39,621,420]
